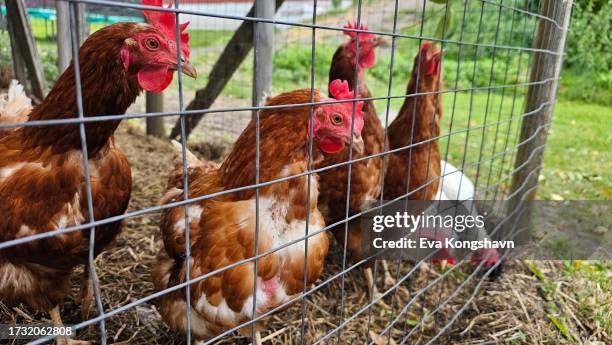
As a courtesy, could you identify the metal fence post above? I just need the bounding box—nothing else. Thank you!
[252,0,274,118]
[507,0,573,229]
[146,92,165,137]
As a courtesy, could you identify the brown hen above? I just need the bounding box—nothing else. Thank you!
[320,22,394,298]
[153,81,364,344]
[0,1,196,343]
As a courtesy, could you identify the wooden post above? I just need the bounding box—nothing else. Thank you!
[506,0,573,229]
[56,0,89,74]
[168,0,285,140]
[5,0,46,100]
[146,92,166,137]
[74,2,89,45]
[252,0,274,118]
[6,16,27,86]
[0,1,6,31]
[55,0,71,73]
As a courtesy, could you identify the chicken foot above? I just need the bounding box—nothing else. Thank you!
[364,267,390,308]
[365,264,410,305]
[49,306,90,345]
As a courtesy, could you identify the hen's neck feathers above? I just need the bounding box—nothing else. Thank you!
[388,73,442,148]
[219,89,323,198]
[329,44,371,99]
[20,23,143,155]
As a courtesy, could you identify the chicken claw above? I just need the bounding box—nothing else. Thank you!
[49,306,91,345]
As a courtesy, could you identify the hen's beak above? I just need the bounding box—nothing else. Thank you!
[350,134,364,154]
[179,60,198,78]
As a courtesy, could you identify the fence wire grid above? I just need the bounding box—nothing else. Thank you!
[0,0,573,344]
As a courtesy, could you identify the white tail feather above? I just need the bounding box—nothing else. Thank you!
[436,160,475,201]
[0,80,32,124]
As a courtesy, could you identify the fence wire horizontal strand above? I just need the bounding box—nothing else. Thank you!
[0,78,559,130]
[477,0,564,29]
[0,97,556,253]
[63,0,565,56]
[25,147,549,345]
[378,179,542,344]
[4,0,571,343]
[28,125,552,345]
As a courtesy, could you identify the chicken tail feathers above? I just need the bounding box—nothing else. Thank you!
[0,80,32,126]
[171,140,203,169]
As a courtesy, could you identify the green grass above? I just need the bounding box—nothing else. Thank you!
[3,15,609,200]
[183,40,610,200]
[188,30,234,49]
[539,100,611,200]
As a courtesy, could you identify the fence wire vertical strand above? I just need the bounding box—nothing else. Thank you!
[424,0,451,337]
[67,2,106,343]
[491,0,536,206]
[372,0,400,341]
[4,0,570,343]
[514,0,566,207]
[336,0,364,342]
[399,0,428,339]
[502,0,552,212]
[471,0,505,199]
[404,166,551,345]
[299,0,318,343]
[171,0,193,344]
[251,7,263,344]
[452,0,486,230]
[436,0,472,229]
[482,0,522,201]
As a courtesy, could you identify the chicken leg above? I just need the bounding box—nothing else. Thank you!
[75,270,93,317]
[364,267,390,308]
[49,306,90,345]
[381,260,395,288]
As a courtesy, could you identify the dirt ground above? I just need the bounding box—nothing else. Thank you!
[2,122,607,345]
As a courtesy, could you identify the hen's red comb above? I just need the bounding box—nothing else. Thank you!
[329,79,353,100]
[419,41,441,76]
[329,79,364,121]
[343,21,376,41]
[142,0,191,58]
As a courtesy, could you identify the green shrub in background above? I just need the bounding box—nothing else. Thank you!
[560,0,611,106]
[0,30,58,86]
[416,0,610,106]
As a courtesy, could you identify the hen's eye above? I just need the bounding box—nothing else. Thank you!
[145,38,159,50]
[331,114,343,125]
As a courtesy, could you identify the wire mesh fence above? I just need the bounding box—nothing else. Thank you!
[0,0,573,344]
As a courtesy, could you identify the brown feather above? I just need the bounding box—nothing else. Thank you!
[154,89,330,341]
[384,50,444,201]
[0,23,151,311]
[320,42,386,263]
